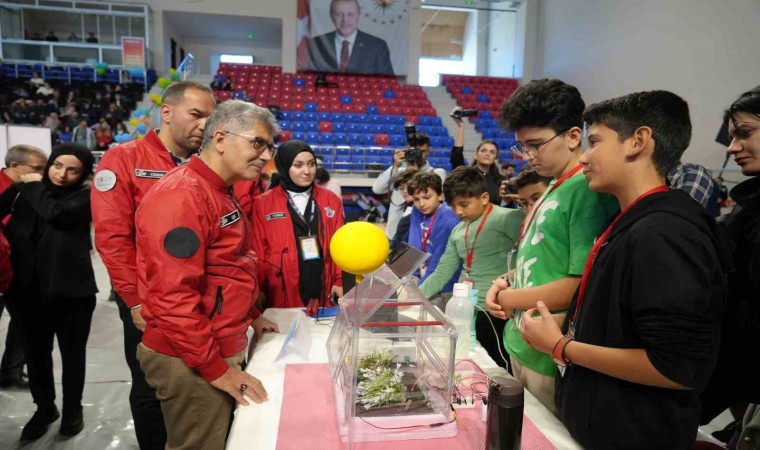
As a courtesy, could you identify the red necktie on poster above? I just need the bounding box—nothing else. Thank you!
[340,40,349,72]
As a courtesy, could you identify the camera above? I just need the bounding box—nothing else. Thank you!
[451,108,479,119]
[403,122,424,166]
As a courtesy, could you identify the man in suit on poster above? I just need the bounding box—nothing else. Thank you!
[307,0,394,75]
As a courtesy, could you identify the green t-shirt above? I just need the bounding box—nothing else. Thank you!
[504,173,619,376]
[420,205,524,310]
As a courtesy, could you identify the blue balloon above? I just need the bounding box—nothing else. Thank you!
[137,123,148,134]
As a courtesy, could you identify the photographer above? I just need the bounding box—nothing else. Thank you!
[372,130,446,239]
[449,107,504,205]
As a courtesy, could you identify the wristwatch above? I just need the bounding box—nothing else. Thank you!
[552,336,573,367]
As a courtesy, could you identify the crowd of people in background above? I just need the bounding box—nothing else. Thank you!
[0,76,141,149]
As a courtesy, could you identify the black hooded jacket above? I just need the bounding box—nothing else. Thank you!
[557,189,733,450]
[0,144,97,300]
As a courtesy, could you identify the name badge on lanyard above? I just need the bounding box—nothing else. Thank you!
[289,195,322,263]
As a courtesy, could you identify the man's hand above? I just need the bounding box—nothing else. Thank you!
[252,316,279,343]
[499,179,514,199]
[450,107,464,127]
[485,277,510,320]
[519,301,564,355]
[210,366,268,406]
[392,148,405,168]
[330,285,343,304]
[20,173,43,183]
[131,305,146,332]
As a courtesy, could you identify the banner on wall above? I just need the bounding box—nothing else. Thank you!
[122,37,146,70]
[296,0,409,76]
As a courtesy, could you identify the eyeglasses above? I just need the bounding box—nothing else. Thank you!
[511,131,567,158]
[224,131,277,157]
[21,163,46,174]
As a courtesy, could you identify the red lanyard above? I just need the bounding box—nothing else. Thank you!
[464,204,493,272]
[516,164,583,246]
[421,212,437,252]
[572,185,669,323]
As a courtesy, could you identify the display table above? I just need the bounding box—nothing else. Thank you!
[226,308,582,450]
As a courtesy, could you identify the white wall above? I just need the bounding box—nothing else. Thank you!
[183,37,282,75]
[486,10,517,78]
[461,11,479,76]
[143,0,296,73]
[161,11,183,70]
[536,0,760,172]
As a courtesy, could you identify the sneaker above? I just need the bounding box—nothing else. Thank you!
[59,405,84,437]
[20,405,60,441]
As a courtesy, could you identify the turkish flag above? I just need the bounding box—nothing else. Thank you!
[296,0,310,71]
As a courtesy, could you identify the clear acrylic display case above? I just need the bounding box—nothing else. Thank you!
[326,244,458,446]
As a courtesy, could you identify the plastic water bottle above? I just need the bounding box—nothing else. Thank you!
[446,283,474,359]
[469,289,479,351]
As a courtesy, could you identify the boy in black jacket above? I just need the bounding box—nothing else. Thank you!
[519,90,733,450]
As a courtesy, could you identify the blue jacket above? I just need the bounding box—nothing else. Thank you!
[408,203,461,292]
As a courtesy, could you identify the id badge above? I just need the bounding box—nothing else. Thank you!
[299,236,321,261]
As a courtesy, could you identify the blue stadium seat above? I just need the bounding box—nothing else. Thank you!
[305,112,318,122]
[348,134,363,146]
[281,111,292,120]
[293,112,305,122]
[306,132,320,144]
[430,136,444,148]
[333,122,347,133]
[347,123,360,133]
[390,135,405,147]
[291,121,306,131]
[361,134,375,145]
[278,120,291,131]
[366,105,379,115]
[444,137,455,147]
[359,124,372,134]
[305,102,317,112]
[318,112,332,121]
[306,122,318,132]
[292,131,306,141]
[320,133,334,144]
[345,113,358,123]
[333,133,348,144]
[332,113,346,122]
[352,163,366,171]
[336,148,351,156]
[340,95,352,104]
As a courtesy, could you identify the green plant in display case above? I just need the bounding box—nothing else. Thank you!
[356,365,406,409]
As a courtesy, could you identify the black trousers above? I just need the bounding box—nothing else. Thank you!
[115,294,166,450]
[14,294,95,410]
[0,294,26,382]
[475,311,512,374]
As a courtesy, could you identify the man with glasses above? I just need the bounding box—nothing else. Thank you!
[134,100,279,450]
[0,144,47,390]
[91,81,216,450]
[485,79,618,413]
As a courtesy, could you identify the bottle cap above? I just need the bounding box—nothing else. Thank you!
[453,283,469,298]
[489,376,524,408]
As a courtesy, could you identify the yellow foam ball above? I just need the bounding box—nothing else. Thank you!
[330,222,389,275]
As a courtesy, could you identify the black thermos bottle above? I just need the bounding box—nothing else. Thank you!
[485,376,524,450]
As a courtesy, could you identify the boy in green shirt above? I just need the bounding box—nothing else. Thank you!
[421,166,524,370]
[486,79,618,413]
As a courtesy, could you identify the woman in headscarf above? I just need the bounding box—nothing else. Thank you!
[251,140,344,313]
[0,143,97,441]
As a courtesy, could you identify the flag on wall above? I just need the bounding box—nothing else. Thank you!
[296,0,311,71]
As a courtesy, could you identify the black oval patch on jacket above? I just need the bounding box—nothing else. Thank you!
[163,227,200,258]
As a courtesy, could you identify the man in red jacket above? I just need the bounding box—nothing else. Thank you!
[0,144,47,389]
[91,81,216,450]
[134,100,279,449]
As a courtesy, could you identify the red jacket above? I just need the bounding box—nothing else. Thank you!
[233,179,264,219]
[0,232,10,293]
[0,170,14,228]
[251,185,344,309]
[91,130,177,308]
[136,156,260,382]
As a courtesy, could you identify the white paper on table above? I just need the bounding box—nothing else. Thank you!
[273,318,311,366]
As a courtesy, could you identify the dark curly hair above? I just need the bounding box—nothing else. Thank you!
[406,172,443,196]
[443,166,488,204]
[512,168,552,190]
[499,79,585,133]
[583,90,691,178]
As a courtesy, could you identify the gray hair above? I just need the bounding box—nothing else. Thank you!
[201,100,280,152]
[5,144,47,167]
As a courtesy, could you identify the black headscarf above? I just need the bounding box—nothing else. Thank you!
[274,140,316,193]
[42,143,94,196]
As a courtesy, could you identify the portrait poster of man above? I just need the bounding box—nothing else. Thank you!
[296,0,409,76]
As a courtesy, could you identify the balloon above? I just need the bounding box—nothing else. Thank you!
[140,118,149,125]
[170,71,181,81]
[158,77,171,89]
[129,118,138,126]
[330,222,389,276]
[168,68,176,75]
[137,123,148,134]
